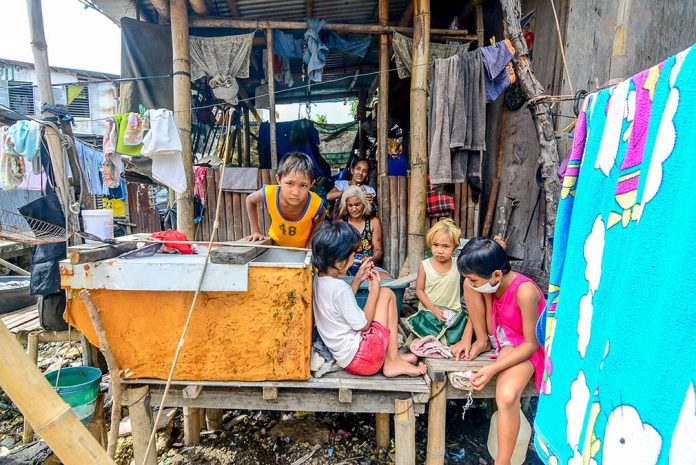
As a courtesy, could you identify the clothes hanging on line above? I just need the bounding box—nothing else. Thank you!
[480,39,516,103]
[0,126,25,191]
[392,31,471,79]
[533,44,696,465]
[75,139,106,196]
[190,32,255,104]
[17,156,47,192]
[141,108,187,194]
[6,120,42,162]
[428,49,486,185]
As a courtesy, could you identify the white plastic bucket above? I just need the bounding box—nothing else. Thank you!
[81,209,114,243]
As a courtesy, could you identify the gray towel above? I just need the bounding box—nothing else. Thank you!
[393,32,471,79]
[428,55,461,185]
[452,51,486,152]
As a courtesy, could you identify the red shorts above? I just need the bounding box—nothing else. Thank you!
[344,321,390,376]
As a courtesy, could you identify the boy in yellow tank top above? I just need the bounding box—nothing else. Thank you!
[244,152,326,248]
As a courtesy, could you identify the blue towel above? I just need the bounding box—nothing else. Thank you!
[534,44,696,465]
[7,120,42,162]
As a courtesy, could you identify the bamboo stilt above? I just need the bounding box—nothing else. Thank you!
[376,413,390,448]
[378,0,391,275]
[80,290,121,459]
[425,381,446,465]
[0,321,114,464]
[394,398,416,465]
[171,0,195,240]
[404,0,430,276]
[184,407,201,445]
[266,29,278,169]
[125,386,157,465]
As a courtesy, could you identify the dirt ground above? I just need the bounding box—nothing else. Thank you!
[0,341,544,465]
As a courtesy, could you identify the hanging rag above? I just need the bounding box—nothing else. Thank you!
[115,113,144,156]
[451,50,487,152]
[123,112,146,146]
[392,32,471,79]
[448,371,475,390]
[409,335,453,359]
[75,140,106,195]
[304,19,330,83]
[0,127,26,191]
[479,39,516,103]
[193,166,207,201]
[6,120,42,162]
[273,30,304,59]
[17,156,47,191]
[103,116,122,188]
[141,109,187,194]
[190,33,254,104]
[220,167,259,193]
[533,45,696,465]
[324,32,372,58]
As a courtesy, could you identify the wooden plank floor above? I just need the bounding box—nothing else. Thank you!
[1,304,40,334]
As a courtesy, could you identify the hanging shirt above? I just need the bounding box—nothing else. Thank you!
[263,184,324,248]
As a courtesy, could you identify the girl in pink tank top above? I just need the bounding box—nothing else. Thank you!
[457,237,546,465]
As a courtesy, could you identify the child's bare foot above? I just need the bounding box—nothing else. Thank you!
[467,339,492,360]
[399,352,419,364]
[383,359,428,377]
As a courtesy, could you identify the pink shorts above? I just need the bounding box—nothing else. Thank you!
[344,321,390,376]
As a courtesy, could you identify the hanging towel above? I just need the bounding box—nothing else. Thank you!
[190,33,254,104]
[392,32,471,79]
[115,113,144,156]
[533,45,696,465]
[6,120,42,162]
[479,39,516,103]
[103,116,123,188]
[304,19,330,83]
[141,109,187,194]
[0,126,25,191]
[75,140,106,195]
[428,55,462,185]
[452,50,486,152]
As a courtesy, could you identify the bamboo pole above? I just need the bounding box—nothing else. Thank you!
[394,398,416,465]
[26,0,73,229]
[378,0,391,275]
[397,176,408,272]
[389,176,398,274]
[483,109,507,237]
[171,0,195,240]
[404,0,430,276]
[375,413,390,448]
[0,320,114,464]
[425,381,446,465]
[189,17,478,41]
[79,290,122,459]
[242,106,251,167]
[266,29,278,169]
[500,0,561,270]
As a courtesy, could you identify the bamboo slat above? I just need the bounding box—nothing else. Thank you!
[232,193,243,241]
[389,177,399,276]
[461,181,469,237]
[241,194,250,237]
[261,170,272,233]
[397,176,408,273]
[454,183,462,227]
[223,191,235,242]
[205,169,217,241]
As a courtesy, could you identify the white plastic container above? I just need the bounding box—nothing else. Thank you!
[81,209,114,243]
[487,409,532,465]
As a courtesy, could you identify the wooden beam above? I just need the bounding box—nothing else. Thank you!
[404,0,430,277]
[171,0,195,240]
[305,0,313,18]
[226,0,241,18]
[266,28,277,169]
[189,16,478,40]
[376,412,390,447]
[378,0,391,275]
[0,309,115,464]
[499,0,560,270]
[425,380,446,465]
[188,0,209,16]
[183,407,201,445]
[150,0,170,21]
[476,4,484,47]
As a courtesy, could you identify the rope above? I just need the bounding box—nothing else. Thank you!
[548,0,574,94]
[139,108,235,465]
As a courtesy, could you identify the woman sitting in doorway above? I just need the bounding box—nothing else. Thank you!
[326,158,376,219]
[337,186,390,278]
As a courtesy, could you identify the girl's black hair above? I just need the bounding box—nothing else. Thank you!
[456,236,511,278]
[311,222,361,273]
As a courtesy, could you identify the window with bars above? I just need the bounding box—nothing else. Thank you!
[67,84,91,118]
[7,81,35,115]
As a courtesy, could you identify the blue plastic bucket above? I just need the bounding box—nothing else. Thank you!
[44,366,102,425]
[339,277,408,315]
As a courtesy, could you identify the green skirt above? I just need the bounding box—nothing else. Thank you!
[405,308,468,346]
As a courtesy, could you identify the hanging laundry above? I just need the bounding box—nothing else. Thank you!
[534,45,696,465]
[18,157,47,192]
[324,32,372,58]
[193,166,207,201]
[479,39,516,103]
[190,32,255,104]
[220,167,259,193]
[392,32,471,79]
[428,50,486,185]
[273,30,304,59]
[123,112,146,146]
[6,120,42,162]
[103,116,123,188]
[75,140,106,196]
[0,126,25,191]
[303,19,330,83]
[115,114,144,156]
[141,109,186,194]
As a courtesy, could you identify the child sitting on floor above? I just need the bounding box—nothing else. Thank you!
[457,237,546,465]
[312,222,426,377]
[408,219,476,348]
[244,152,326,248]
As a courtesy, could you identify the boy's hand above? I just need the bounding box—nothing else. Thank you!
[244,232,266,242]
[429,306,447,323]
[354,257,374,282]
